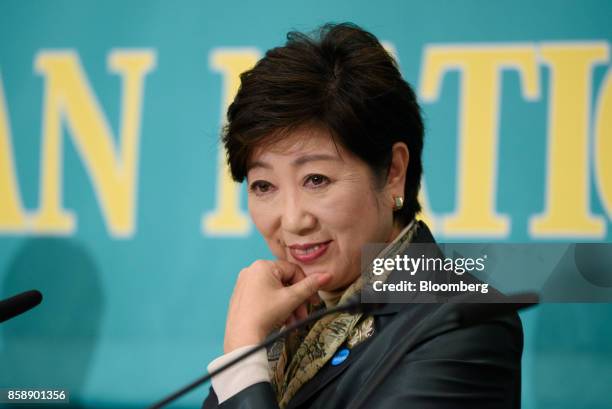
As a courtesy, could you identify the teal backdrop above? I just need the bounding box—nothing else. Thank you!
[1,1,611,408]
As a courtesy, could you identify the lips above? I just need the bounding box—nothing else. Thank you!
[288,240,332,263]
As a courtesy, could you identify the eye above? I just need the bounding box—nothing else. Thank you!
[249,180,275,195]
[304,174,330,188]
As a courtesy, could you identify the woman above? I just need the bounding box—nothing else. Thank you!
[203,23,522,409]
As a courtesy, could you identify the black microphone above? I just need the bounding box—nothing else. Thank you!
[346,292,539,409]
[0,290,43,323]
[148,295,376,409]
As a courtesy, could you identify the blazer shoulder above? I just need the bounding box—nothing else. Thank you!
[404,308,523,362]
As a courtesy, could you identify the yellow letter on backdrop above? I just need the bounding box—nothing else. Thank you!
[420,44,539,237]
[202,48,260,236]
[530,43,608,237]
[0,74,29,231]
[594,66,612,222]
[31,50,156,236]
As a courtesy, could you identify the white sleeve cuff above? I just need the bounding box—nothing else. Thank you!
[207,345,271,403]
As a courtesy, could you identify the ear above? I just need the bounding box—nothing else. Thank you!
[385,142,409,204]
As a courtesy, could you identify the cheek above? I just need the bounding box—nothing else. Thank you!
[318,186,389,275]
[249,201,274,239]
[319,195,383,287]
[249,201,285,258]
[321,185,385,236]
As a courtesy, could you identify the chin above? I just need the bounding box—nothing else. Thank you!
[301,265,328,277]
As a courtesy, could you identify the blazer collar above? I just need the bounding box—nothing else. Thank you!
[370,220,437,316]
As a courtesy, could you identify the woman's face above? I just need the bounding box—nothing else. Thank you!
[246,126,400,291]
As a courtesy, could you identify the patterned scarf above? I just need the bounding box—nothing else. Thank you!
[267,220,419,408]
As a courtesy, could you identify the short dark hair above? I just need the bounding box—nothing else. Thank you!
[222,22,424,226]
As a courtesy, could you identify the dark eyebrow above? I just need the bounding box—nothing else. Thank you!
[292,153,340,166]
[247,153,340,172]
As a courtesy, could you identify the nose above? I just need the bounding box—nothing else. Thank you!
[281,189,317,235]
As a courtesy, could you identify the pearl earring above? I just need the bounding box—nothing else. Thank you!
[393,196,404,211]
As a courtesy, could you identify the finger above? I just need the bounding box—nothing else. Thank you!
[294,303,308,321]
[284,273,332,310]
[250,260,287,287]
[309,292,322,305]
[273,260,306,285]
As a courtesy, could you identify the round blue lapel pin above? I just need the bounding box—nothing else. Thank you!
[331,347,350,366]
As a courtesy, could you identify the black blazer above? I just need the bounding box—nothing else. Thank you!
[203,221,523,409]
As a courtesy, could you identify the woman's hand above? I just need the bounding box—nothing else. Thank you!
[223,260,331,353]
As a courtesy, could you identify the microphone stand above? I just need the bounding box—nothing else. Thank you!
[148,297,372,409]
